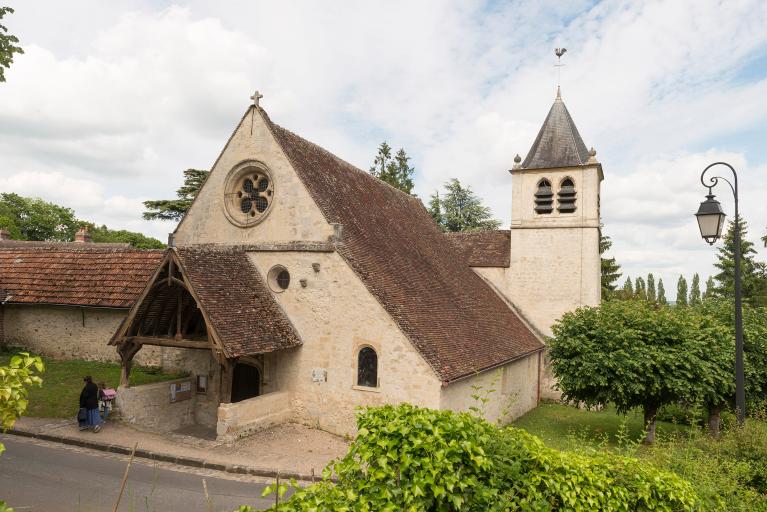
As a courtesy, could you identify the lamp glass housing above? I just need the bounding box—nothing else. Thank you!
[695,194,726,245]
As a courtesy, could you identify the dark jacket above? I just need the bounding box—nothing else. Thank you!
[79,382,99,410]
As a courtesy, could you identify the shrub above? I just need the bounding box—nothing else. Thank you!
[646,414,767,511]
[254,404,700,511]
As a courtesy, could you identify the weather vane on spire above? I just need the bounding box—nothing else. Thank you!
[554,48,567,87]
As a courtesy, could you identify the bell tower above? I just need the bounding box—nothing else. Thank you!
[508,87,603,337]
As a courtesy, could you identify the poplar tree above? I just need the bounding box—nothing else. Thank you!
[657,278,668,305]
[704,276,716,299]
[677,276,688,306]
[647,273,657,302]
[689,273,702,306]
[635,277,647,301]
[622,277,634,298]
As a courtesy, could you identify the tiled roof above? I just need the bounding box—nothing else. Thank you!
[445,230,511,267]
[521,88,590,170]
[262,109,544,382]
[175,247,301,357]
[0,242,164,308]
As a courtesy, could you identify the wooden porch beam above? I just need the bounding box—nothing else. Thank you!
[127,336,211,350]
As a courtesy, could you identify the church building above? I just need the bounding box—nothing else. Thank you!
[109,88,602,439]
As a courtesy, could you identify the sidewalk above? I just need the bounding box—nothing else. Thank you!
[10,417,349,481]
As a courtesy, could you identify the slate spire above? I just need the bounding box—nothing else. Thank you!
[521,87,590,170]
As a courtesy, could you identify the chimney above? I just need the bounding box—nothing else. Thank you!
[74,226,92,243]
[0,229,11,241]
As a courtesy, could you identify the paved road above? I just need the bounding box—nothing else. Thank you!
[0,435,276,511]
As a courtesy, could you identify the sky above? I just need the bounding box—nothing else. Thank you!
[1,0,767,294]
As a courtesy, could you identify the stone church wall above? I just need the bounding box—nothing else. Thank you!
[249,250,443,436]
[440,352,540,424]
[2,304,162,366]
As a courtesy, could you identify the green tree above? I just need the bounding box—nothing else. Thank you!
[0,352,43,454]
[621,276,634,298]
[86,224,165,249]
[635,276,647,300]
[429,179,500,232]
[369,143,415,195]
[0,193,80,241]
[713,218,767,306]
[657,278,668,305]
[427,191,442,227]
[694,297,767,432]
[677,276,688,306]
[704,275,715,299]
[600,229,622,300]
[647,273,657,302]
[689,273,701,306]
[142,169,209,222]
[549,300,731,444]
[0,6,23,83]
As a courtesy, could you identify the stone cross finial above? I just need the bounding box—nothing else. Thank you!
[250,90,263,108]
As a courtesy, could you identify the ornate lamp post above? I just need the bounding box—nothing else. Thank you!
[695,162,745,425]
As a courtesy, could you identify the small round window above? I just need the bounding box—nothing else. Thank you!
[267,266,290,292]
[223,160,275,227]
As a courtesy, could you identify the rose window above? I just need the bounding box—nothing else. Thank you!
[223,161,275,227]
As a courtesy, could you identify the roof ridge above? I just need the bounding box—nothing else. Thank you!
[261,110,424,208]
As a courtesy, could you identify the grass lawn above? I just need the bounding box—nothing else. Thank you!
[512,401,691,450]
[1,347,186,418]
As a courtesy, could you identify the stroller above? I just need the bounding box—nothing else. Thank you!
[99,387,117,420]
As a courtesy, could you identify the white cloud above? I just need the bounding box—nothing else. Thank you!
[0,0,765,285]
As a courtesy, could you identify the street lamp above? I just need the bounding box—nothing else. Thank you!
[695,161,745,425]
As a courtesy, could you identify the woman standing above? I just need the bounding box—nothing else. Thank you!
[79,376,102,433]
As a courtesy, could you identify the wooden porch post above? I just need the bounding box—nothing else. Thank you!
[117,341,140,387]
[220,358,234,403]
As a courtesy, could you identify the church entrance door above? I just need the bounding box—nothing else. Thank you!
[231,363,261,403]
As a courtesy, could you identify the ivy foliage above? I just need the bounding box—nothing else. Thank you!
[548,300,733,443]
[252,404,700,511]
[0,352,44,454]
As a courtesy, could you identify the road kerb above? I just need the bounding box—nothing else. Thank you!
[6,427,317,482]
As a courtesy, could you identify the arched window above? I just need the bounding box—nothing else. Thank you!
[534,179,553,214]
[558,178,576,213]
[357,347,378,387]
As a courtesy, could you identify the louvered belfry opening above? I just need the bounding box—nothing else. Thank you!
[534,179,554,214]
[557,178,577,213]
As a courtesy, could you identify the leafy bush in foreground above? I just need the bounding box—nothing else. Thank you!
[253,404,699,511]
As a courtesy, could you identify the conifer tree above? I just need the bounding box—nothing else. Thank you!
[676,276,688,306]
[647,273,657,302]
[713,218,767,305]
[689,273,701,306]
[635,277,647,300]
[599,229,622,300]
[657,278,668,305]
[428,179,500,232]
[369,142,416,195]
[143,169,209,221]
